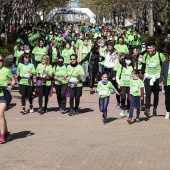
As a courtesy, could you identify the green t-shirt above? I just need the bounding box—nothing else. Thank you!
[142,52,165,79]
[0,67,13,97]
[130,79,144,96]
[29,32,40,47]
[81,45,89,61]
[97,81,115,98]
[53,65,67,85]
[131,39,141,47]
[76,39,84,48]
[99,46,107,65]
[52,47,58,63]
[36,64,53,86]
[114,44,129,55]
[32,46,48,61]
[93,33,101,39]
[14,50,24,65]
[17,63,35,86]
[62,48,75,64]
[67,65,85,87]
[117,66,133,87]
[113,62,121,73]
[166,63,170,85]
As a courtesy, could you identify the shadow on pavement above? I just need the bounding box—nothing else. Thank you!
[107,117,118,123]
[6,103,16,111]
[79,108,94,114]
[8,131,35,142]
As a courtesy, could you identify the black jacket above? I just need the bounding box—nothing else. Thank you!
[80,51,104,73]
[48,46,61,63]
[159,60,169,86]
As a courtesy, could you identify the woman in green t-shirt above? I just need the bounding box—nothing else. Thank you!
[17,53,35,115]
[116,55,133,118]
[67,54,85,116]
[36,55,53,114]
[13,44,24,66]
[53,57,68,113]
[62,42,75,66]
[32,39,48,67]
[0,54,15,143]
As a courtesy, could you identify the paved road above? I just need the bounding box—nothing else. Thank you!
[1,86,169,170]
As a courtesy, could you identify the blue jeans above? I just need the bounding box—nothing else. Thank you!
[99,63,104,73]
[99,96,110,120]
[129,96,141,119]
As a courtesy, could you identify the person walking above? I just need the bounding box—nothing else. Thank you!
[36,55,53,114]
[0,54,15,143]
[17,53,35,114]
[159,52,170,119]
[127,69,144,124]
[67,54,85,116]
[141,42,165,117]
[53,57,68,113]
[97,72,119,124]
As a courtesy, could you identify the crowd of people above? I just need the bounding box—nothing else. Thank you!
[0,20,169,143]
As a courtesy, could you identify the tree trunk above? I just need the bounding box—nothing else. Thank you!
[148,0,154,36]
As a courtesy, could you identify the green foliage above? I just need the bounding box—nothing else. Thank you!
[0,45,13,57]
[141,35,169,54]
[7,33,18,44]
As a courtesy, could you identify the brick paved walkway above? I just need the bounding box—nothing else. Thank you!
[1,87,170,170]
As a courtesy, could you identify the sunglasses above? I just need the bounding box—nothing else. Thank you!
[42,58,46,60]
[70,59,76,61]
[0,59,3,62]
[24,56,30,59]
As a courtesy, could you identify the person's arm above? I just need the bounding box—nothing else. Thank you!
[159,63,165,85]
[7,76,15,91]
[141,63,146,75]
[79,52,90,64]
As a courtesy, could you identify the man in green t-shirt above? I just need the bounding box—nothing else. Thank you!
[141,41,165,118]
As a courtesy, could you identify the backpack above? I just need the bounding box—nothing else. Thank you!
[145,52,162,67]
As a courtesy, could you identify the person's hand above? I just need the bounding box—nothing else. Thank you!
[6,85,13,91]
[118,84,121,89]
[76,72,80,76]
[141,97,144,100]
[28,71,33,75]
[159,82,163,87]
[112,77,116,80]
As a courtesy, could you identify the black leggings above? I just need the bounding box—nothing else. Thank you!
[68,86,82,110]
[120,86,130,110]
[54,84,67,110]
[89,72,97,88]
[38,85,51,108]
[144,78,160,110]
[164,86,170,112]
[19,84,33,106]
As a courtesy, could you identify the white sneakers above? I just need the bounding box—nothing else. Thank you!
[165,112,169,119]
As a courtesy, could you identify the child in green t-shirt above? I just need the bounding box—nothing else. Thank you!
[127,69,144,124]
[97,72,119,124]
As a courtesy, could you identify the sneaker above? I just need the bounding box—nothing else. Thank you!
[60,109,66,114]
[0,134,6,143]
[68,110,75,116]
[29,107,34,113]
[103,119,107,124]
[135,118,140,123]
[43,107,48,113]
[20,109,27,115]
[144,109,150,118]
[165,112,169,119]
[38,107,44,115]
[5,132,11,141]
[117,103,121,109]
[75,108,80,115]
[152,109,157,116]
[127,118,132,124]
[120,109,125,118]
